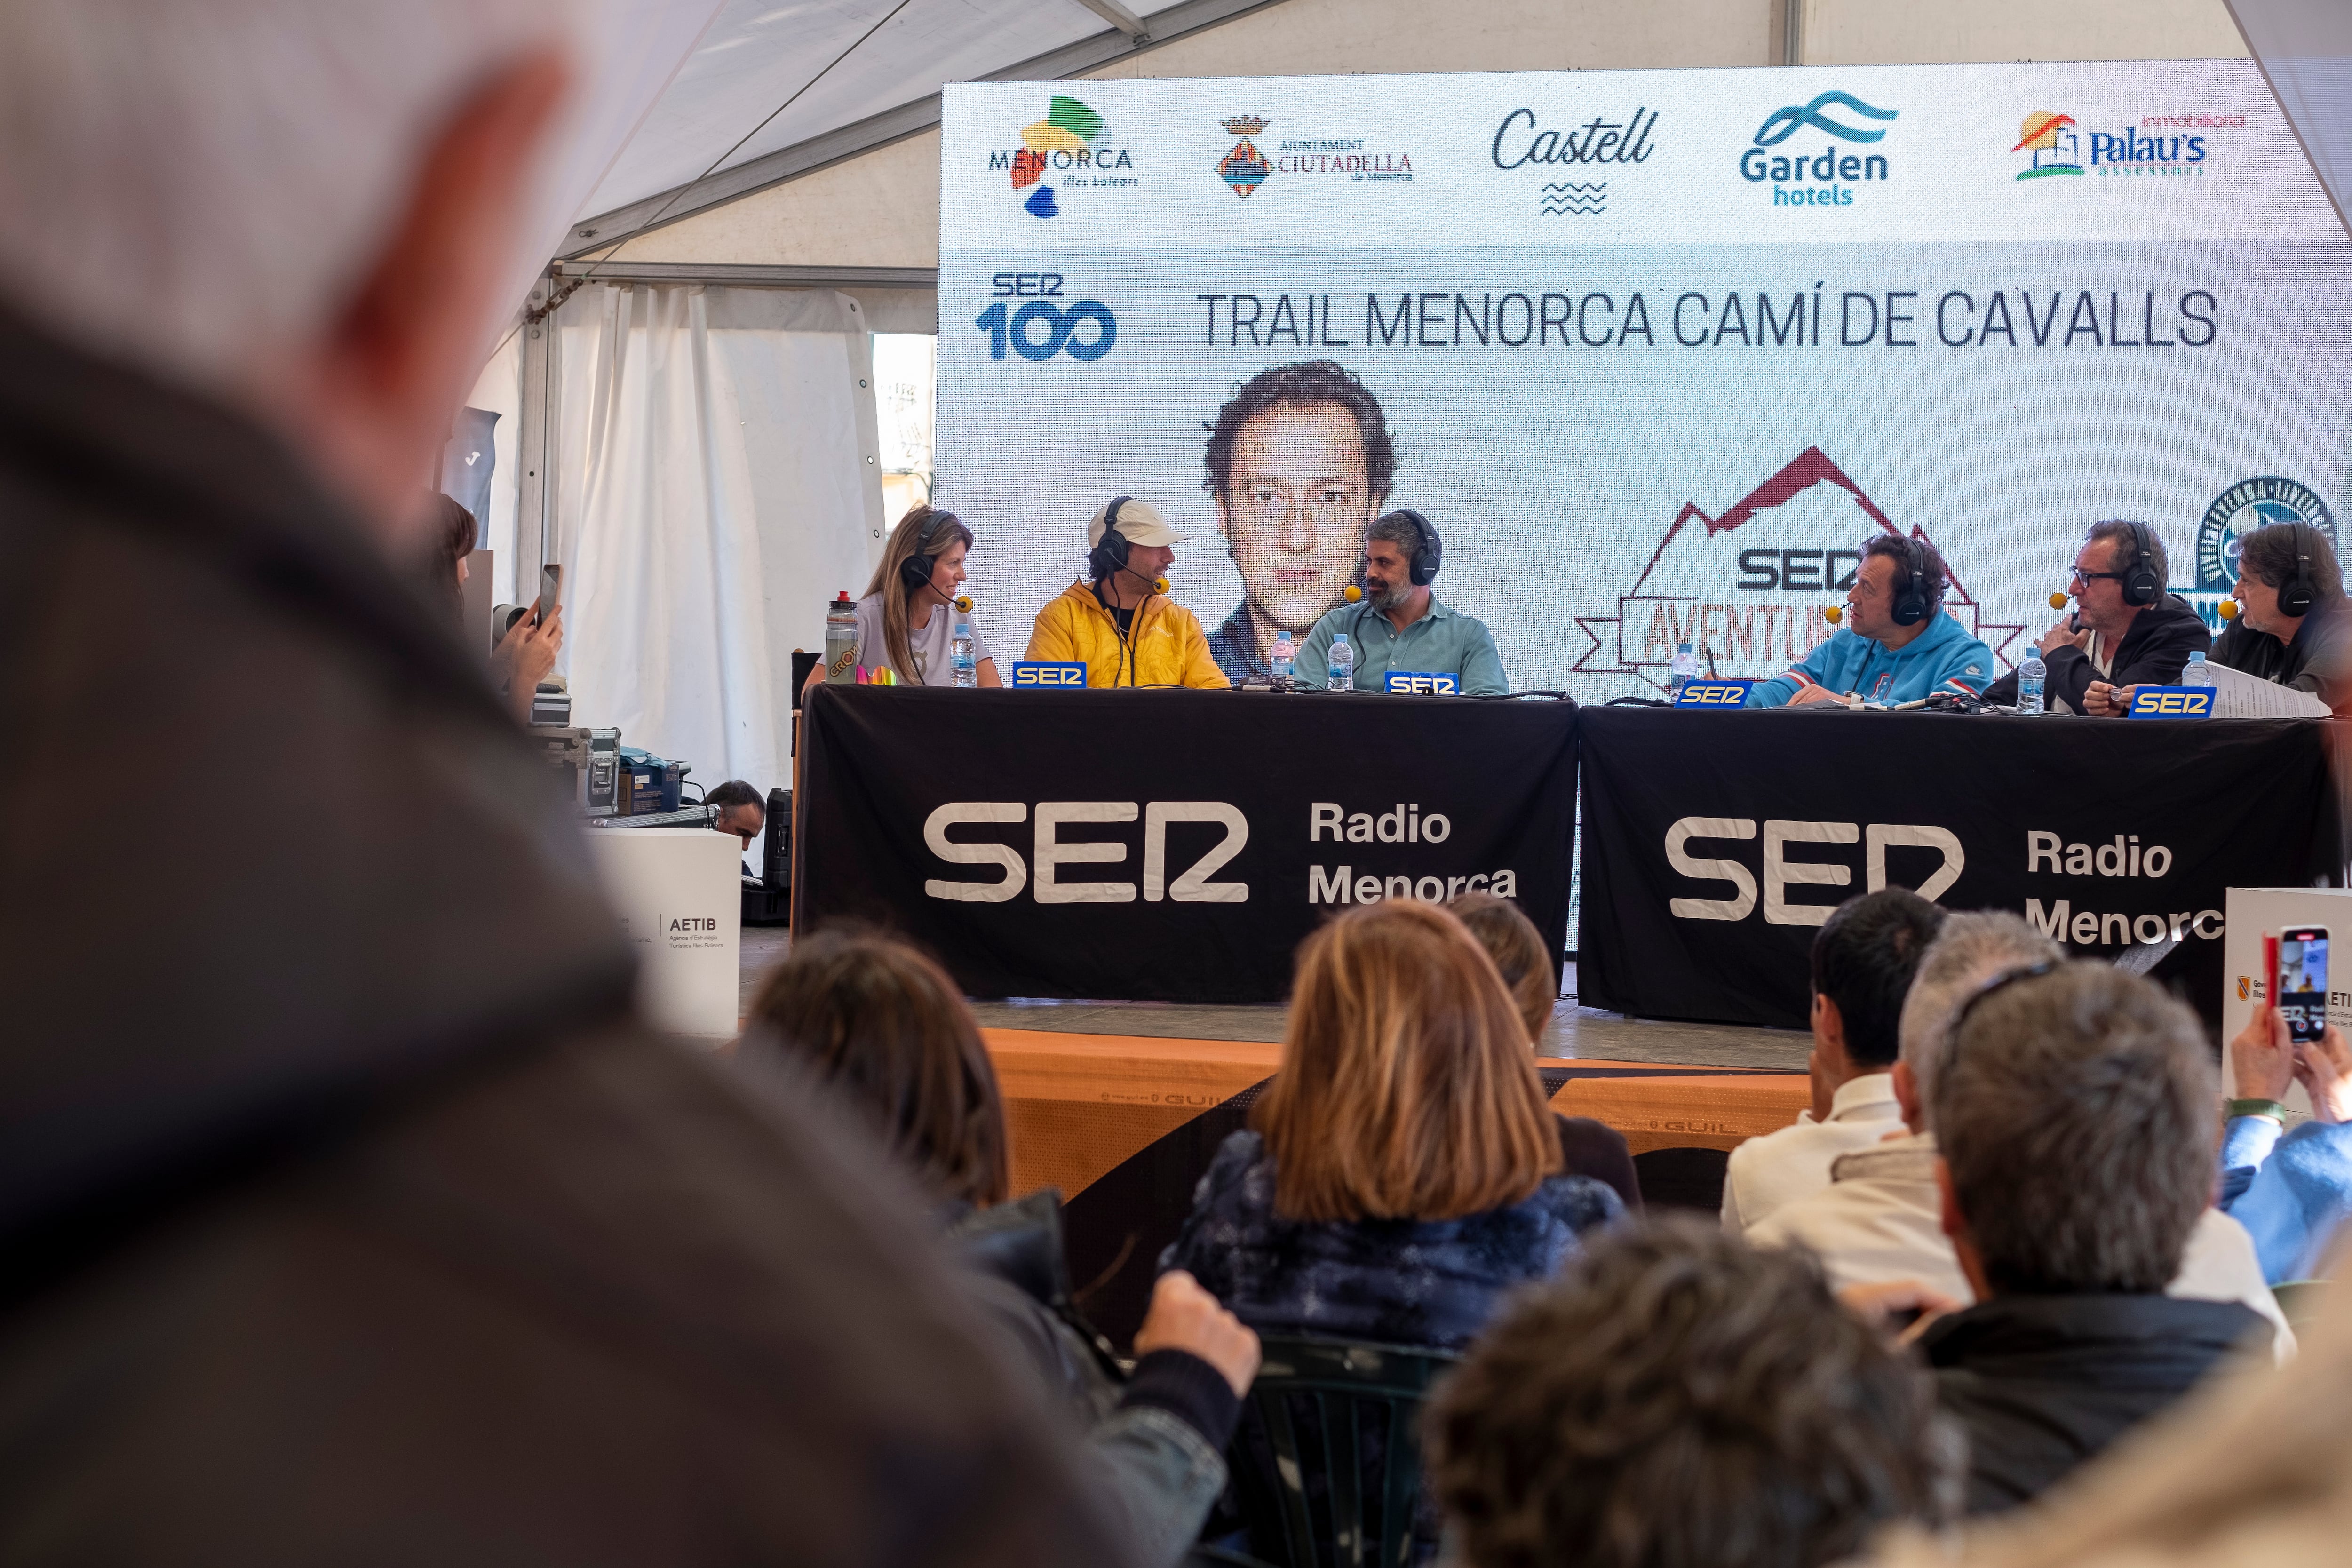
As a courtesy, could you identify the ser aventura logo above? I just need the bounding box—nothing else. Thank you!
[991,95,1134,219]
[1739,89,1898,207]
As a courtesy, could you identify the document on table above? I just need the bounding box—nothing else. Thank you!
[2204,660,2332,719]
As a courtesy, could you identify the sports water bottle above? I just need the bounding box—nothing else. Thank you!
[824,590,858,684]
[1669,641,1698,700]
[949,618,977,688]
[2182,651,2215,689]
[2017,647,2046,714]
[1327,633,1355,692]
[1271,628,1295,691]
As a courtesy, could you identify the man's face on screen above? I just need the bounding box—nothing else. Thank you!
[1215,401,1379,632]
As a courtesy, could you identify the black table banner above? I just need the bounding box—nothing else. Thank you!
[1577,707,2344,1033]
[799,684,1578,1003]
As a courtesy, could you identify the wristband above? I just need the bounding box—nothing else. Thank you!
[2226,1098,2290,1123]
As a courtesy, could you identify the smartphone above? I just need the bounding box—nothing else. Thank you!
[533,563,562,626]
[2278,926,2330,1044]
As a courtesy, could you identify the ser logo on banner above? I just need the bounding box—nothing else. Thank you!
[1664,817,1963,925]
[923,802,1248,903]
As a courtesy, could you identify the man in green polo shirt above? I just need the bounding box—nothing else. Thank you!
[1294,510,1509,695]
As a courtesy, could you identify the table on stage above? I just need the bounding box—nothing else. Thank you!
[798,683,1576,1005]
[1577,705,2345,1032]
[986,1026,1806,1345]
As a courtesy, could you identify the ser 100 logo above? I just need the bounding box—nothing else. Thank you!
[975,297,1118,361]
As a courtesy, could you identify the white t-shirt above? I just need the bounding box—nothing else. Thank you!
[852,593,995,687]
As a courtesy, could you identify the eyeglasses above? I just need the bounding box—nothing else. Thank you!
[2070,567,2127,584]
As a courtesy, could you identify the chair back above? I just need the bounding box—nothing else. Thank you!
[1225,1334,1457,1568]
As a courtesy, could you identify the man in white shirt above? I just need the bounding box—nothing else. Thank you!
[1751,911,2292,1357]
[1722,888,1944,1231]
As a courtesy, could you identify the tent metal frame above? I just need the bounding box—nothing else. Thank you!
[558,0,1290,260]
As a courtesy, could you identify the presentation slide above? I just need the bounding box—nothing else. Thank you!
[935,59,2351,699]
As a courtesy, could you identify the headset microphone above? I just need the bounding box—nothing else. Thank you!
[1343,584,1363,603]
[1824,605,1843,625]
[2049,591,2069,610]
[2220,598,2241,620]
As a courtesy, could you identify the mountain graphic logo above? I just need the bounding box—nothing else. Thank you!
[2012,111,2083,179]
[1541,181,1605,214]
[1751,90,1899,147]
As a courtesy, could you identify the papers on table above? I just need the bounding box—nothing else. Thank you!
[2203,659,2333,719]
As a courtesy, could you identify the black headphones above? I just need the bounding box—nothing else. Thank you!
[899,508,961,595]
[2279,519,2320,619]
[1888,536,1931,627]
[1088,495,1137,583]
[2117,519,2162,608]
[1382,510,1443,587]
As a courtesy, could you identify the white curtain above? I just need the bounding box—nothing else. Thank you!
[551,282,882,796]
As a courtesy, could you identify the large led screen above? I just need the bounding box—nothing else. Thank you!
[936,60,2349,698]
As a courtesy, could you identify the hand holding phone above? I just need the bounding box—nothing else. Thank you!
[2278,926,2330,1046]
[533,563,562,627]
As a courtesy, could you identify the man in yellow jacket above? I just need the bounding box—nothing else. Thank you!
[1025,497,1232,689]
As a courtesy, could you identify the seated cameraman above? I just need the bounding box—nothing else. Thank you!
[1746,535,1994,708]
[1982,520,2209,715]
[2210,519,2351,704]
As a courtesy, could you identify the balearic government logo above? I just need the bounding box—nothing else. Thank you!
[1217,115,1272,199]
[991,95,1132,219]
[2012,111,2083,178]
[1739,89,1898,207]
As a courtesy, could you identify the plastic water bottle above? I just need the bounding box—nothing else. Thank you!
[1669,641,1699,700]
[2182,651,2214,689]
[823,590,858,684]
[949,618,977,688]
[1327,633,1355,692]
[2017,648,2046,714]
[1270,628,1295,691]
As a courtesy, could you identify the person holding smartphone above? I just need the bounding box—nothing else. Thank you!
[2219,935,2352,1283]
[429,492,560,722]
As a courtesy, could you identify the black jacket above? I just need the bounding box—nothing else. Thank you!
[1982,595,2211,711]
[1922,1292,2268,1516]
[2211,596,2352,701]
[0,307,1133,1565]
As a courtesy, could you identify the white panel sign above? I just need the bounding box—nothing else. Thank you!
[587,828,742,1040]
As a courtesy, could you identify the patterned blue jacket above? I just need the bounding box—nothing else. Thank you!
[1158,1130,1623,1350]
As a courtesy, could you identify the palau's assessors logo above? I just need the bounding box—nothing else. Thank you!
[1740,90,1897,207]
[992,95,1132,219]
[1217,115,1273,198]
[2196,477,2338,608]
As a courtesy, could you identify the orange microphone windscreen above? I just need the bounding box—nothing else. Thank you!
[2219,599,2241,620]
[1824,605,1843,624]
[2048,591,2069,609]
[1343,584,1363,602]
[1152,577,1170,595]
[952,594,973,613]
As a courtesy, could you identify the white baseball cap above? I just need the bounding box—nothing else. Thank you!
[1087,497,1190,549]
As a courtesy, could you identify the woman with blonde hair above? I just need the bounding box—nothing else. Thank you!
[810,502,1002,689]
[1160,900,1622,1351]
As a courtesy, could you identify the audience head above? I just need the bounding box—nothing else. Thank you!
[740,929,1008,1209]
[1258,900,1559,1223]
[704,779,765,848]
[0,0,577,539]
[1935,962,2216,1296]
[426,491,478,623]
[1811,889,1946,1072]
[1425,1218,1949,1568]
[1894,911,2064,1128]
[1446,891,1556,1043]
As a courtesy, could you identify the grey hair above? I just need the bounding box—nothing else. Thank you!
[1934,963,2216,1293]
[2085,519,2169,591]
[1895,910,2065,1121]
[0,0,573,387]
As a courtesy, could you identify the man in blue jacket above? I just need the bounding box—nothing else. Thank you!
[1748,534,1997,707]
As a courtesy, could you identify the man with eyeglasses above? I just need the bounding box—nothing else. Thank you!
[1983,520,2209,716]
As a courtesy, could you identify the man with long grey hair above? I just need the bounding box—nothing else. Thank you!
[0,5,1136,1561]
[1750,913,2289,1352]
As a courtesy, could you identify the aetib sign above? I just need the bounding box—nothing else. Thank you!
[924,802,1248,902]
